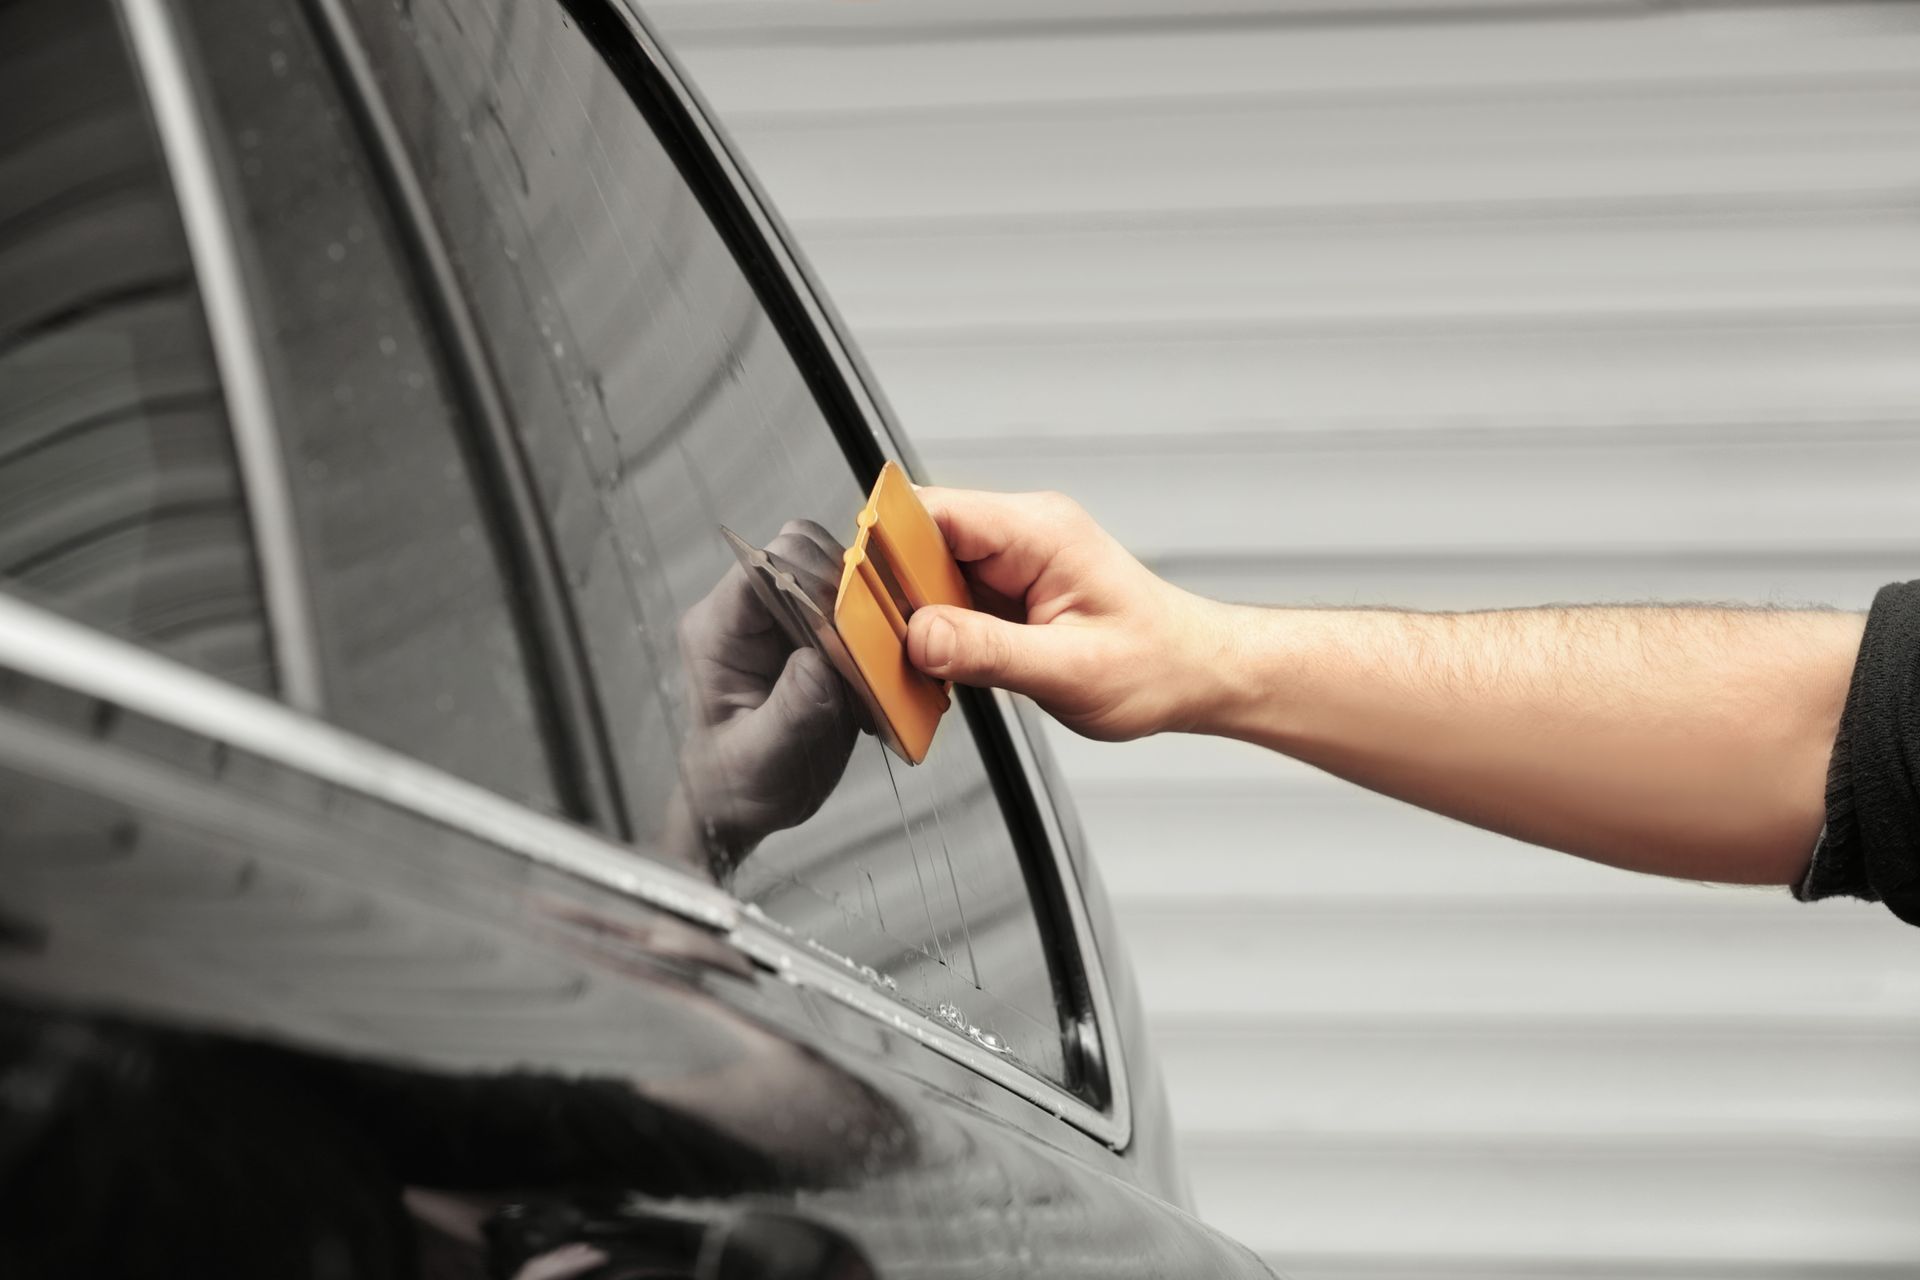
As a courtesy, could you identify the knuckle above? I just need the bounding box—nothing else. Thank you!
[975,620,1014,678]
[1035,490,1086,529]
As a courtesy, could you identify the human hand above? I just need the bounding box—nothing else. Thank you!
[674,520,858,875]
[904,488,1234,742]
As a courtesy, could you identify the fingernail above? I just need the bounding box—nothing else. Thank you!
[922,615,955,672]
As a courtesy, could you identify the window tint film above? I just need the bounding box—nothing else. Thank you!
[345,0,1074,1084]
[0,0,274,692]
[169,0,565,812]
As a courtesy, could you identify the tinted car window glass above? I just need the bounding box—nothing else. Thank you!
[346,0,1073,1084]
[0,0,274,692]
[169,0,565,812]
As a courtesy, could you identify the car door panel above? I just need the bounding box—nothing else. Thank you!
[0,626,1270,1276]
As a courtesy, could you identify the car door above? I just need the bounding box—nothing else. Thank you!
[0,0,1273,1274]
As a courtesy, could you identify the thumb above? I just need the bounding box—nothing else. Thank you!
[908,605,1059,697]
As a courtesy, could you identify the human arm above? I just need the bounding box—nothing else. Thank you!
[903,486,1864,888]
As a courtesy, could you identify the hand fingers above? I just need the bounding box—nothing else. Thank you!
[963,573,1026,623]
[906,603,1075,702]
[915,487,1091,605]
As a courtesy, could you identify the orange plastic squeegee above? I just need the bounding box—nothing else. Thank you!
[833,461,973,764]
[718,461,972,766]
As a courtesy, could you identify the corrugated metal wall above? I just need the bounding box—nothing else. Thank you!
[651,2,1920,1275]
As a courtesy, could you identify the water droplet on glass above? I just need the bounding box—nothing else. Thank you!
[968,1026,1010,1054]
[378,335,397,356]
[325,242,345,263]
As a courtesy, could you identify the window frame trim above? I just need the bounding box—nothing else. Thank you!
[0,589,737,929]
[587,0,1134,1148]
[112,0,325,712]
[109,0,1133,1149]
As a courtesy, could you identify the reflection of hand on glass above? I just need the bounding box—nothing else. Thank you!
[667,520,858,881]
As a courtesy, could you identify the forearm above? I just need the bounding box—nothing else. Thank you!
[1192,603,1864,886]
[906,486,1875,891]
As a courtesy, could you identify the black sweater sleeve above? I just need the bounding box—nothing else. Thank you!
[1795,580,1920,925]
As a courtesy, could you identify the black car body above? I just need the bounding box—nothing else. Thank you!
[0,0,1274,1275]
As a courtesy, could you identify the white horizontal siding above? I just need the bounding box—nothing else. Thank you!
[663,4,1920,110]
[724,87,1920,221]
[1122,900,1920,1022]
[930,435,1920,561]
[806,205,1920,330]
[652,2,1920,1276]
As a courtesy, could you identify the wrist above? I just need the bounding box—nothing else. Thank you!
[1177,602,1352,747]
[1169,597,1282,738]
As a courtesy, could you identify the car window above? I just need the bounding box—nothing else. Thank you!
[166,0,567,813]
[0,0,274,693]
[343,0,1077,1086]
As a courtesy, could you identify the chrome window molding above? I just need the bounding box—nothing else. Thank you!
[594,0,1134,1149]
[729,904,1129,1146]
[0,591,736,931]
[113,0,326,712]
